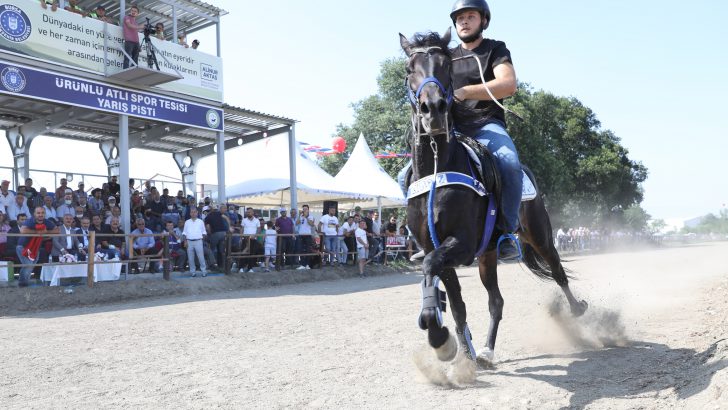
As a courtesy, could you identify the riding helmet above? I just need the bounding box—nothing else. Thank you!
[450,0,491,30]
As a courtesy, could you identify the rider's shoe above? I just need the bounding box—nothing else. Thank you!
[497,236,521,261]
[410,249,425,262]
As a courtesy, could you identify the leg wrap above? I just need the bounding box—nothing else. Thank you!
[456,323,477,361]
[418,276,447,330]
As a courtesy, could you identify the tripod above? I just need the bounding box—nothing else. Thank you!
[141,35,160,71]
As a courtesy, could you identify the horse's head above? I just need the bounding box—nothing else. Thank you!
[400,29,453,136]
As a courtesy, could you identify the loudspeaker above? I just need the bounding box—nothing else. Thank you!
[322,200,338,216]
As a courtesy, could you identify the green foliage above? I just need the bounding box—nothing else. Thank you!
[682,209,728,234]
[322,59,648,230]
[623,204,651,232]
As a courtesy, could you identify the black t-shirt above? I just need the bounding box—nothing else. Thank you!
[205,211,227,233]
[363,216,373,234]
[450,39,513,135]
[100,226,125,249]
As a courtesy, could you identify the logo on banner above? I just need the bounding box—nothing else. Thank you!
[1,66,26,92]
[205,109,221,129]
[0,4,31,43]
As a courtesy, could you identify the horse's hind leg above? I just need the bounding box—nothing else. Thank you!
[520,199,588,316]
[477,250,503,367]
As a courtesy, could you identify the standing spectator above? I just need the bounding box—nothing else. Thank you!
[263,221,277,272]
[145,191,165,232]
[122,4,144,69]
[99,217,125,260]
[178,33,189,48]
[52,214,81,262]
[107,175,120,198]
[0,212,10,256]
[0,180,15,214]
[23,178,38,201]
[154,22,165,41]
[318,206,340,266]
[160,188,171,206]
[87,4,112,23]
[274,208,294,267]
[182,207,207,276]
[385,216,398,236]
[54,178,68,204]
[205,205,228,270]
[164,221,186,271]
[7,193,30,222]
[191,39,200,49]
[17,207,58,286]
[64,0,85,16]
[241,207,260,248]
[355,220,369,277]
[296,204,314,270]
[342,215,358,265]
[131,218,157,274]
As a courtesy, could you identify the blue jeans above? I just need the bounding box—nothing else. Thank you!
[16,245,37,286]
[323,235,338,264]
[396,123,522,232]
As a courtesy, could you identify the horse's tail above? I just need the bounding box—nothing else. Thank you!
[521,242,574,281]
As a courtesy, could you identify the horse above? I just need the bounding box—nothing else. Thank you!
[399,28,588,369]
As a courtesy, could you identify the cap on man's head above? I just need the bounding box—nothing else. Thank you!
[78,182,84,187]
[1,180,9,185]
[279,208,286,213]
[108,196,116,201]
[96,4,105,10]
[202,206,210,212]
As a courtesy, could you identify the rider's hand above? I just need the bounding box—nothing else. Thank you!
[454,88,467,102]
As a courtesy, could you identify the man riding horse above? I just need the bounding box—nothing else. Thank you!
[401,0,522,260]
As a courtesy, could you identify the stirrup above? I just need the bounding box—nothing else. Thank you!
[496,233,522,261]
[418,276,447,330]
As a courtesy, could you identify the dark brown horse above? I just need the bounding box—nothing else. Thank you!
[400,29,588,368]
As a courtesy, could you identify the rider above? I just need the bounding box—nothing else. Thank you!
[449,0,522,260]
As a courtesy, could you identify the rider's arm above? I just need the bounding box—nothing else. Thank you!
[453,62,517,102]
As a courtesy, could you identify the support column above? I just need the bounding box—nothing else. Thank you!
[4,130,35,189]
[288,124,298,210]
[119,115,131,234]
[173,150,202,200]
[99,140,120,177]
[216,131,225,202]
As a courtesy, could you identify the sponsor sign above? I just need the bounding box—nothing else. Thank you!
[0,0,223,101]
[0,61,223,131]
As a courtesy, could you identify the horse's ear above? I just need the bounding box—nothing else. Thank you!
[443,27,452,46]
[399,33,412,56]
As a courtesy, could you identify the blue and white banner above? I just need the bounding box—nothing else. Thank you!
[0,61,223,131]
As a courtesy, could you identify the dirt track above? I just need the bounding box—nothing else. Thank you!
[1,243,727,409]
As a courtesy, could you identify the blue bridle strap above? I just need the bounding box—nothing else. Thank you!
[407,76,454,108]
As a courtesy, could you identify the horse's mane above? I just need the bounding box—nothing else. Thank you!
[408,31,451,57]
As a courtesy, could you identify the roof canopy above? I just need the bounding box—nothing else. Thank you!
[224,134,373,207]
[334,134,406,207]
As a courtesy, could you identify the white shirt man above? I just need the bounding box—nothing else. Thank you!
[241,215,260,235]
[319,213,339,236]
[182,208,207,275]
[7,196,30,222]
[0,180,14,214]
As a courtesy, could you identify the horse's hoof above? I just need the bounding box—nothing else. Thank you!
[435,333,458,362]
[572,300,588,317]
[476,347,495,369]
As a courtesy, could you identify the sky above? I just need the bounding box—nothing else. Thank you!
[1,0,727,222]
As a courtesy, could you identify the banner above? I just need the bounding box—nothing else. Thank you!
[0,0,223,101]
[0,61,223,131]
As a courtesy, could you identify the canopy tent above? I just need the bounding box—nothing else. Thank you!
[223,134,371,207]
[334,133,407,209]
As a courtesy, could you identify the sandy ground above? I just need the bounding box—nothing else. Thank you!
[1,242,727,409]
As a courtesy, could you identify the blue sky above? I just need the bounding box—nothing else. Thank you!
[2,0,727,221]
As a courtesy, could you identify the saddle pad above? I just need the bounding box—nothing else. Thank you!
[460,141,536,202]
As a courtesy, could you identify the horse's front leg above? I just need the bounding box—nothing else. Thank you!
[441,267,477,361]
[477,250,503,367]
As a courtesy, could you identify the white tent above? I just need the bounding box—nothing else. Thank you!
[334,133,407,208]
[224,134,372,206]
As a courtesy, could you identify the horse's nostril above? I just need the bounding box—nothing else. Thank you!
[420,102,430,114]
[438,100,447,114]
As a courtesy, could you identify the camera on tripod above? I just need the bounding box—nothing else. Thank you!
[143,17,156,38]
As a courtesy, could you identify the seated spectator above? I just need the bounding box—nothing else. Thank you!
[75,217,92,261]
[88,189,104,215]
[145,191,165,232]
[385,216,398,236]
[52,214,83,262]
[105,206,121,225]
[107,175,120,198]
[3,213,25,260]
[29,186,47,210]
[131,218,157,273]
[74,182,86,204]
[100,216,125,260]
[0,179,15,214]
[164,220,186,271]
[40,0,58,12]
[191,39,199,49]
[87,4,112,23]
[77,194,90,213]
[23,178,38,202]
[73,206,87,227]
[64,0,85,16]
[56,193,74,218]
[42,195,58,223]
[162,202,180,227]
[0,212,10,256]
[90,214,106,232]
[7,193,30,222]
[106,195,118,212]
[178,33,189,48]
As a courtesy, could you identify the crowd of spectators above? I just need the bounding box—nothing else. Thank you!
[0,176,419,285]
